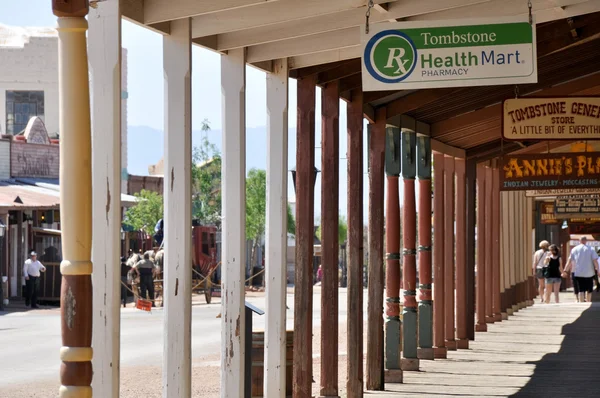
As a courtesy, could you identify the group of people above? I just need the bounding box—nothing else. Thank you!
[121,249,161,308]
[533,236,600,304]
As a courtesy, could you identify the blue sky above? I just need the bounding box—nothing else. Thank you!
[1,1,379,222]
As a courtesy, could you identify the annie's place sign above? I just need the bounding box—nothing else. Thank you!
[503,97,600,140]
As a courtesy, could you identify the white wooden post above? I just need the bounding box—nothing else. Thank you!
[220,47,247,398]
[163,18,193,398]
[89,0,121,396]
[264,58,288,397]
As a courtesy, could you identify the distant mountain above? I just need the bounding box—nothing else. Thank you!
[127,125,297,176]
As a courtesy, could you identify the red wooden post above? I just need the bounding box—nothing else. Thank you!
[465,160,477,340]
[293,76,316,398]
[320,82,339,397]
[484,167,494,324]
[455,158,468,349]
[443,156,456,350]
[492,168,502,322]
[475,164,487,332]
[432,152,447,358]
[366,109,386,391]
[347,90,364,397]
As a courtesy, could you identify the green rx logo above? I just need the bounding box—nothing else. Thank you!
[364,30,417,83]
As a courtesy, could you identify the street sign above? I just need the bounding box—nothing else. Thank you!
[503,97,600,140]
[361,16,537,91]
[500,152,600,191]
[554,195,600,218]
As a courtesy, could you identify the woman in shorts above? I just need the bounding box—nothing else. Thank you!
[543,244,563,304]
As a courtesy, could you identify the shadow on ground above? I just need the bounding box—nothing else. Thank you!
[512,303,600,397]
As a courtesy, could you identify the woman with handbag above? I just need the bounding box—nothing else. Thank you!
[543,245,563,304]
[532,240,550,303]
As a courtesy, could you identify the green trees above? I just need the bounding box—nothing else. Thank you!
[192,119,222,226]
[123,189,163,234]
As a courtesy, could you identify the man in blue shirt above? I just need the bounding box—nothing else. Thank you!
[564,236,599,303]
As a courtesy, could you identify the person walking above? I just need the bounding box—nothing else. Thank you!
[120,256,131,308]
[563,236,599,303]
[532,240,550,303]
[133,252,157,307]
[543,244,564,304]
[23,251,46,308]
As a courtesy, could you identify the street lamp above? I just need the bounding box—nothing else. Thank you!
[0,219,6,311]
[290,166,320,193]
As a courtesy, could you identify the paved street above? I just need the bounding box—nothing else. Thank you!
[0,287,364,397]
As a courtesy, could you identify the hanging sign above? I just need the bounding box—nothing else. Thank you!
[525,188,600,198]
[569,223,600,234]
[554,195,600,218]
[361,16,537,91]
[503,97,600,140]
[500,152,600,191]
[540,202,558,224]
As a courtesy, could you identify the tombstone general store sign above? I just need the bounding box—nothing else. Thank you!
[500,152,600,191]
[361,16,537,91]
[503,97,600,140]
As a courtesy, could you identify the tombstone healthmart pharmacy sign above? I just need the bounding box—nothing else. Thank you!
[503,97,600,140]
[361,16,537,91]
[500,152,600,191]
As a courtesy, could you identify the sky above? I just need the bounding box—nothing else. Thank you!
[1,1,386,222]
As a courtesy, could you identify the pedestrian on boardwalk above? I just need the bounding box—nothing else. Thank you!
[543,244,563,304]
[563,236,599,303]
[23,251,46,308]
[532,240,550,303]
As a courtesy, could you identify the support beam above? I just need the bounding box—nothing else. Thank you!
[384,125,403,381]
[347,90,364,398]
[320,81,340,398]
[264,58,288,398]
[89,1,121,396]
[145,0,283,24]
[465,159,477,339]
[417,133,434,360]
[401,128,419,371]
[293,75,316,398]
[484,167,494,324]
[443,156,456,351]
[54,1,94,394]
[500,191,509,320]
[455,158,468,349]
[432,152,447,359]
[221,47,247,397]
[163,18,193,398]
[366,110,386,391]
[492,169,502,322]
[475,164,487,332]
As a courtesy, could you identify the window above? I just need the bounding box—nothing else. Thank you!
[5,90,44,135]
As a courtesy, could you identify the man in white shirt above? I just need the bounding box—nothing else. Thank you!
[23,251,46,308]
[564,236,599,303]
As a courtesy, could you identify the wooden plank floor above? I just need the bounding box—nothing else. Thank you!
[365,292,600,397]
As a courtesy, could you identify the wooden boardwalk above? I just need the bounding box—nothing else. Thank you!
[366,292,600,397]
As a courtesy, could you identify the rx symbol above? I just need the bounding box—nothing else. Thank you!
[385,48,410,75]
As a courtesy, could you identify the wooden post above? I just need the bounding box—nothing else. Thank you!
[484,167,494,324]
[511,192,519,313]
[465,160,477,340]
[401,125,419,371]
[475,164,487,332]
[507,192,515,315]
[443,156,456,350]
[432,152,447,358]
[366,111,386,391]
[491,169,502,322]
[526,197,534,306]
[265,58,288,398]
[500,192,509,320]
[53,1,93,395]
[163,18,193,398]
[455,158,468,349]
[89,1,122,395]
[347,90,364,398]
[293,75,316,398]
[320,81,340,397]
[384,125,402,380]
[416,132,434,360]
